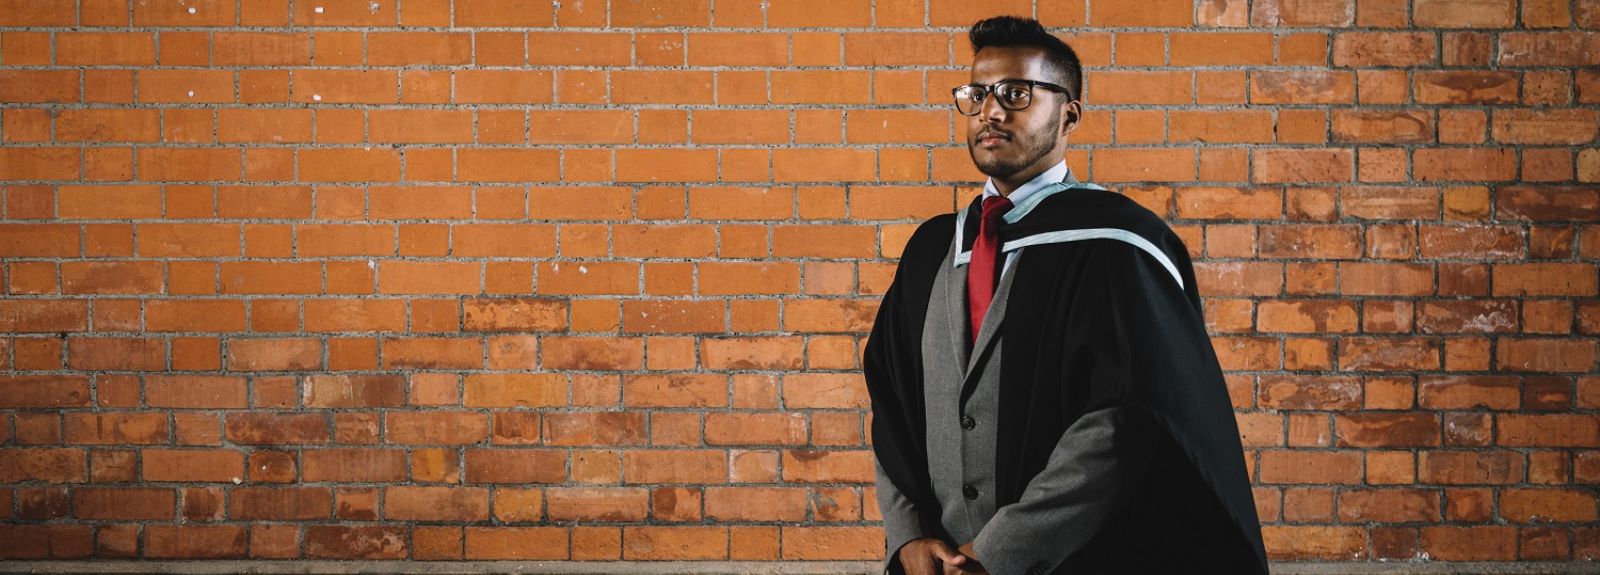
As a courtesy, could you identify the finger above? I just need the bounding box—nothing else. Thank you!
[930,542,966,565]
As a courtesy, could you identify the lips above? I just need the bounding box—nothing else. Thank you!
[977,131,1010,147]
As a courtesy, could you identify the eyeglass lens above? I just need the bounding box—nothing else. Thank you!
[955,82,1032,115]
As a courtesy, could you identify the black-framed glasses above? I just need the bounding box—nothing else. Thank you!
[951,79,1072,116]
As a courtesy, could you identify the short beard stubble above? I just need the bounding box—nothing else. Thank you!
[969,104,1062,181]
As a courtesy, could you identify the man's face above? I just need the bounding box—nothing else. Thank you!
[964,46,1077,180]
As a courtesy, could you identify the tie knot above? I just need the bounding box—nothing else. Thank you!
[982,195,1013,221]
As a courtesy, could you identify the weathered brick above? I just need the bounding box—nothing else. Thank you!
[225,413,329,445]
[465,449,566,484]
[302,449,406,482]
[0,376,91,408]
[142,448,243,482]
[72,487,174,520]
[65,413,168,445]
[464,527,569,560]
[386,411,489,445]
[304,525,407,559]
[623,450,726,484]
[144,525,248,558]
[384,486,490,521]
[546,487,649,522]
[1259,450,1364,484]
[229,487,332,520]
[623,526,726,560]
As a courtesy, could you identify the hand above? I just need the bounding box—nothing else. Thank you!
[897,537,976,575]
[948,541,988,574]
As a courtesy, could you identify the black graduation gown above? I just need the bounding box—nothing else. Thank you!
[864,184,1270,574]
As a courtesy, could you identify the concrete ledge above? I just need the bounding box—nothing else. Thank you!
[0,561,868,575]
[0,561,1596,574]
[1272,563,1600,575]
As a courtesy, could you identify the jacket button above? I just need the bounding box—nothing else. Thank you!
[960,416,975,430]
[962,484,978,500]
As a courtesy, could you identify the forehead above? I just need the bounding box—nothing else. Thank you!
[970,45,1053,84]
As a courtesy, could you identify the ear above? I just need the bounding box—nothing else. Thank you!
[1059,100,1081,137]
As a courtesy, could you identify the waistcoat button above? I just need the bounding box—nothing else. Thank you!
[962,484,978,500]
[960,416,976,430]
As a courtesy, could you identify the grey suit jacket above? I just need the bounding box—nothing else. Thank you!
[874,228,1157,575]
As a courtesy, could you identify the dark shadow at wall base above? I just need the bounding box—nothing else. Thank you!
[2,561,1598,575]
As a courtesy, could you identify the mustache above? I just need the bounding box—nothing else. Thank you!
[975,125,1012,140]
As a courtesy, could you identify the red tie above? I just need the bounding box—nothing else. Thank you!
[967,194,1013,343]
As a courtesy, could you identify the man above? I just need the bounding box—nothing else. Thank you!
[864,16,1269,575]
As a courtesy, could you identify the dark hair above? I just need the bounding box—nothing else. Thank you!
[969,16,1083,104]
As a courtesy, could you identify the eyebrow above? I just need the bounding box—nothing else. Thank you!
[967,77,1042,85]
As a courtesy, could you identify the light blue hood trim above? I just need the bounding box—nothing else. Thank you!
[953,176,1182,289]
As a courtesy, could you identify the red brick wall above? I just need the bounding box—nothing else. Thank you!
[0,0,1597,566]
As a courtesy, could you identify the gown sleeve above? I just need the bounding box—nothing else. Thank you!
[866,273,937,575]
[874,458,927,575]
[863,217,949,575]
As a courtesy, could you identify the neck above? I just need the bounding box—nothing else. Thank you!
[992,178,1023,197]
[991,157,1062,196]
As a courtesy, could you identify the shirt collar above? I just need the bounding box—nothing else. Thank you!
[981,159,1070,206]
[978,160,1099,225]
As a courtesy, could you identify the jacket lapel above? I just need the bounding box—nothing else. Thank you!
[963,250,1018,382]
[945,240,970,374]
[947,170,1072,396]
